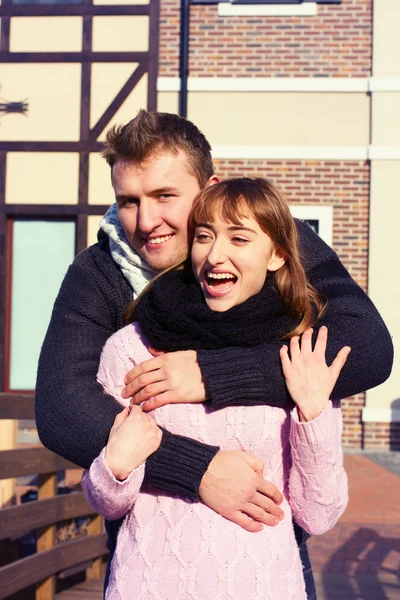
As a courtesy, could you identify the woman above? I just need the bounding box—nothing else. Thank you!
[82,177,349,599]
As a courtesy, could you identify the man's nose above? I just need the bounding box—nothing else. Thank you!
[137,201,161,233]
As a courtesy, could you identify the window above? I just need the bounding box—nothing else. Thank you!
[289,205,333,247]
[7,220,75,391]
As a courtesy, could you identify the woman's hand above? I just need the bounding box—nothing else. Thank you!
[105,406,162,481]
[280,326,351,422]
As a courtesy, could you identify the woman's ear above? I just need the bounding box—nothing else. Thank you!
[267,249,286,272]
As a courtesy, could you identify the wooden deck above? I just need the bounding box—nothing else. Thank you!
[56,578,104,599]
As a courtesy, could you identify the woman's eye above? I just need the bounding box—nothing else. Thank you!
[232,237,248,244]
[195,233,211,242]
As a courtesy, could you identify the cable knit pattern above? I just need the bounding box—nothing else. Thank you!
[82,323,348,600]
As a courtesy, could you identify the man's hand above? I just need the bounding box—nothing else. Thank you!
[199,450,284,533]
[122,350,208,412]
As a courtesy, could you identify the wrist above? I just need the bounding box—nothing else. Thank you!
[296,397,329,423]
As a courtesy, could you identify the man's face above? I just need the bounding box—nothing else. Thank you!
[112,150,202,271]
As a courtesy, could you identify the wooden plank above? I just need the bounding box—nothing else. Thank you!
[0,152,7,393]
[0,393,35,420]
[0,419,17,508]
[0,492,96,540]
[85,515,104,581]
[0,533,108,600]
[56,578,103,599]
[0,447,77,480]
[36,473,57,600]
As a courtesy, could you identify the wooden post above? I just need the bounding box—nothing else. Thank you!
[0,419,17,508]
[36,472,57,600]
[85,514,104,580]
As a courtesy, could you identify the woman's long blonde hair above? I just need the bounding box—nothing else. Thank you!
[125,177,326,337]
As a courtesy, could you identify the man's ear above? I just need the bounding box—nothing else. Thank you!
[267,250,286,272]
[205,174,220,187]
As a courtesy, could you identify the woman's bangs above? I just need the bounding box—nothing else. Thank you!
[192,186,251,227]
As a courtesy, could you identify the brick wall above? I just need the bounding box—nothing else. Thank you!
[364,423,400,451]
[214,159,370,447]
[160,0,372,78]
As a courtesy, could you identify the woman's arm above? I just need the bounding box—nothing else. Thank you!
[82,448,145,520]
[288,401,348,535]
[281,328,349,535]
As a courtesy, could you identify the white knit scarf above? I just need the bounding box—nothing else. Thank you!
[99,203,157,299]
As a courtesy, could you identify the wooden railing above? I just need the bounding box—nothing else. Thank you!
[0,393,108,600]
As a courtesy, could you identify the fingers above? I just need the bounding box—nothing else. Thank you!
[256,480,284,505]
[230,511,263,533]
[314,325,328,359]
[122,359,166,398]
[139,393,173,412]
[130,381,169,405]
[110,407,129,433]
[289,335,301,359]
[244,502,283,526]
[280,344,291,376]
[330,346,351,382]
[300,328,313,357]
[123,356,165,386]
[244,453,264,474]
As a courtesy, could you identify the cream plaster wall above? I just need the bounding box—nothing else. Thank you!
[88,214,106,247]
[0,64,80,141]
[91,62,140,130]
[366,161,400,410]
[187,92,370,147]
[158,91,179,115]
[10,17,82,52]
[95,73,148,141]
[92,16,148,52]
[372,92,400,145]
[6,153,79,205]
[373,0,400,77]
[88,152,114,205]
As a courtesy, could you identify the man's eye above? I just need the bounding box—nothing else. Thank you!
[123,198,139,206]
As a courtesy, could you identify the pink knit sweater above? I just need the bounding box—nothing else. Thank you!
[82,323,348,600]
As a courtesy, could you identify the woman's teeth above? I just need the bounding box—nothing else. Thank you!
[207,272,236,280]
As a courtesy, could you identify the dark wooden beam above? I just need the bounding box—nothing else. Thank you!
[0,152,6,392]
[0,51,148,63]
[0,141,103,152]
[0,5,150,17]
[0,447,78,480]
[90,62,147,140]
[77,13,92,255]
[148,0,161,111]
[0,204,108,217]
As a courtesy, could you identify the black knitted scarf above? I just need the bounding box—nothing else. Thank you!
[135,269,299,352]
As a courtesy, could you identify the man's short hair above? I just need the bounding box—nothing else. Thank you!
[102,110,214,188]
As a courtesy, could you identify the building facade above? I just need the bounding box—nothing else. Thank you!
[0,0,398,450]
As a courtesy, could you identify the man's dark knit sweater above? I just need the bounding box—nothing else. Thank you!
[35,220,393,500]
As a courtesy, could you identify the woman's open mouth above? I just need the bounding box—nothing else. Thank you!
[204,271,238,297]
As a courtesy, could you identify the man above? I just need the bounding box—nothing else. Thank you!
[35,110,393,599]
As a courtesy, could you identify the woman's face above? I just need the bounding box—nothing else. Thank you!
[191,210,285,312]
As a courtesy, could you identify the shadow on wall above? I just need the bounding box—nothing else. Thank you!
[322,528,400,600]
[391,399,400,451]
